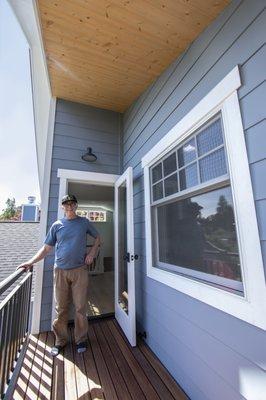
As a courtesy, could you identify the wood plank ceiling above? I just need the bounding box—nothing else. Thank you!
[37,0,230,112]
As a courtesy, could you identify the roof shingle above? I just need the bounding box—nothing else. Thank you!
[0,222,40,302]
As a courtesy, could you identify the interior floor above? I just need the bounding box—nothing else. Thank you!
[87,271,114,317]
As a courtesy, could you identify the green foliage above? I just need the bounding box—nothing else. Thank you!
[0,198,17,220]
[199,195,237,252]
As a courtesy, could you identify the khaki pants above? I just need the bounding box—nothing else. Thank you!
[53,265,89,346]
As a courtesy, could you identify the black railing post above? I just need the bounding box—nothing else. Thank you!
[5,294,15,385]
[0,302,10,396]
[22,279,28,342]
[26,272,33,334]
[10,291,18,372]
[13,287,22,368]
[17,282,26,352]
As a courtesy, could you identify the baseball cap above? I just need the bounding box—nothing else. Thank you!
[61,194,78,204]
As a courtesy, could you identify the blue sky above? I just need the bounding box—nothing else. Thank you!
[0,0,40,211]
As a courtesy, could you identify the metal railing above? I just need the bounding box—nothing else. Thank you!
[0,269,33,399]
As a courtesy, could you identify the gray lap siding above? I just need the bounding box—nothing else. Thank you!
[122,1,266,399]
[39,1,266,398]
[40,100,121,332]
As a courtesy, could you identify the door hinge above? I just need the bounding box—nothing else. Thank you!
[123,252,130,262]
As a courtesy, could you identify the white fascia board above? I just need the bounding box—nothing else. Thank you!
[142,66,241,168]
[31,97,56,334]
[9,0,53,334]
[8,0,52,190]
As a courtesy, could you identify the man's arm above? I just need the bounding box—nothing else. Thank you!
[17,244,53,272]
[85,236,101,265]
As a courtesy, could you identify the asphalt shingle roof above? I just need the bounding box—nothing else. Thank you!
[0,222,40,302]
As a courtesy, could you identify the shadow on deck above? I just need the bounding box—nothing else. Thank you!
[9,318,188,400]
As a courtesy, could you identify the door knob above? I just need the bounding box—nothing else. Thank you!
[123,253,139,262]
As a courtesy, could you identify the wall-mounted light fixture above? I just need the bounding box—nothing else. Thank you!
[81,147,97,162]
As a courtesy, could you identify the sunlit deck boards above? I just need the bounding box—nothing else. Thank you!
[11,318,188,400]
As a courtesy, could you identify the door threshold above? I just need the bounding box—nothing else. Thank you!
[68,312,115,326]
[88,312,115,321]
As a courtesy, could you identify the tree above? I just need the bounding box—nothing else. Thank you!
[215,195,234,231]
[0,198,17,220]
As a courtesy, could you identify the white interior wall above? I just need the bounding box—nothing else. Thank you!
[68,182,114,264]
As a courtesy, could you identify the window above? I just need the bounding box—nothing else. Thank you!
[150,116,242,292]
[141,67,266,329]
[151,117,226,202]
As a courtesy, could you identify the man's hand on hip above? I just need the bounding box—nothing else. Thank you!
[85,254,94,265]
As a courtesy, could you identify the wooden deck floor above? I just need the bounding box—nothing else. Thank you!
[11,318,188,400]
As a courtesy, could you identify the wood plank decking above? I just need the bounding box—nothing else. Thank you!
[10,318,188,400]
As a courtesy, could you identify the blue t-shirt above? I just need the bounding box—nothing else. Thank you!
[45,216,99,269]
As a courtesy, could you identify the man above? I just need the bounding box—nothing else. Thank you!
[18,194,101,356]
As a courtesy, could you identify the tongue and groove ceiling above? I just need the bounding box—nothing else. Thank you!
[37,0,230,112]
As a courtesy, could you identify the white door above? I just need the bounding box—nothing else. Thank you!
[114,167,136,346]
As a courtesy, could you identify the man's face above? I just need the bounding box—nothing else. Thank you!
[62,201,77,212]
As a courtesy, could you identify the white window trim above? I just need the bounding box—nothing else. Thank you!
[142,66,266,330]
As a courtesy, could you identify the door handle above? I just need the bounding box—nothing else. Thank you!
[123,253,139,262]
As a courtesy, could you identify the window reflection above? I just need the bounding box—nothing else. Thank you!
[178,138,196,167]
[197,118,223,156]
[199,148,227,182]
[164,173,178,196]
[179,162,198,190]
[152,163,162,183]
[118,183,128,314]
[153,181,163,201]
[163,152,177,177]
[156,186,242,283]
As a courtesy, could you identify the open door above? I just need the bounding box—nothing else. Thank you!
[114,167,136,346]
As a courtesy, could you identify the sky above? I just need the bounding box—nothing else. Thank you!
[0,0,40,212]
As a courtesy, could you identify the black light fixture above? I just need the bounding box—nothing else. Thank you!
[81,147,97,162]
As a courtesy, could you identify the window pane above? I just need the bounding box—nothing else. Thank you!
[153,181,163,201]
[163,152,177,177]
[164,173,178,197]
[152,163,162,183]
[179,162,198,190]
[155,186,242,284]
[178,138,196,168]
[118,182,128,314]
[197,119,223,156]
[199,147,227,182]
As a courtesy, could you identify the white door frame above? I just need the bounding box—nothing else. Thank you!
[114,167,136,347]
[51,169,120,328]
